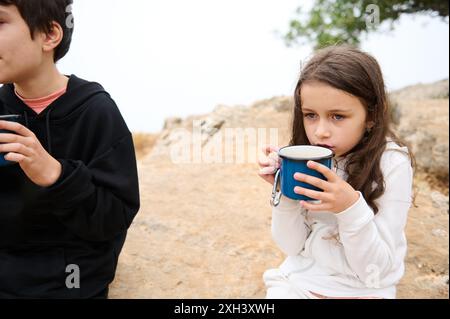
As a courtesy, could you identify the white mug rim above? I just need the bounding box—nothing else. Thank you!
[278,145,334,161]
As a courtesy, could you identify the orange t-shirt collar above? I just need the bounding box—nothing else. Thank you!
[15,86,67,114]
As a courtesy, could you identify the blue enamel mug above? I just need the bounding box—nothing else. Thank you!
[271,145,334,206]
[0,115,22,167]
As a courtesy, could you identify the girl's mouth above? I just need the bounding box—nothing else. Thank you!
[316,144,334,149]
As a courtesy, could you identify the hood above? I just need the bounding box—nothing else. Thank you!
[0,74,108,120]
[0,75,108,154]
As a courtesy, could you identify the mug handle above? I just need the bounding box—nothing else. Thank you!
[270,169,282,207]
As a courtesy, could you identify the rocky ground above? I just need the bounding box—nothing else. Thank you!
[110,80,449,299]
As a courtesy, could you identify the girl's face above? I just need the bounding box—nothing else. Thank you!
[300,81,373,157]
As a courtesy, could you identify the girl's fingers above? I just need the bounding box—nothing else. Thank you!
[258,153,280,168]
[259,166,278,175]
[262,145,280,156]
[258,157,270,167]
[268,151,279,160]
[268,157,280,168]
[294,187,331,202]
[294,172,331,192]
[307,161,338,182]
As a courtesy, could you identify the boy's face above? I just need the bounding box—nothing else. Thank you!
[0,5,46,84]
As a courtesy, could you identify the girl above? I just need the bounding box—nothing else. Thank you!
[258,45,414,299]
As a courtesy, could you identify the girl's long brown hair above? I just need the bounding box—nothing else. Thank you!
[290,45,415,214]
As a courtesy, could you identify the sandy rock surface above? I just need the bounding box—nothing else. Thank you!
[111,82,449,299]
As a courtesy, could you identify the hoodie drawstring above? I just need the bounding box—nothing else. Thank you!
[21,110,53,155]
[45,109,53,155]
[22,111,29,128]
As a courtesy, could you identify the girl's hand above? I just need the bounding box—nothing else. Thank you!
[0,120,62,187]
[293,161,360,214]
[258,145,280,185]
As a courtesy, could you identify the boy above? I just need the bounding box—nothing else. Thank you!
[0,0,140,298]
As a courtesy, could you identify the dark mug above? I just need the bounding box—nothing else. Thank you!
[271,145,334,206]
[0,115,22,167]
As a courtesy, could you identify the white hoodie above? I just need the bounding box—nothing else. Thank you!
[264,141,414,299]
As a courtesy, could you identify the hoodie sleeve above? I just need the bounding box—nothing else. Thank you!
[335,150,413,288]
[271,196,310,256]
[41,99,140,242]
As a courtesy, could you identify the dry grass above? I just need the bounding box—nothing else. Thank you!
[416,170,449,196]
[132,133,159,160]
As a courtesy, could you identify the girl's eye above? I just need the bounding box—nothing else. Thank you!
[332,114,345,121]
[303,113,316,119]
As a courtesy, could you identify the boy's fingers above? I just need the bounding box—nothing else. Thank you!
[0,133,28,145]
[0,143,32,157]
[3,152,27,163]
[0,121,32,137]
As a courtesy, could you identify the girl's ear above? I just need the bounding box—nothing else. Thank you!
[366,121,375,130]
[41,21,64,53]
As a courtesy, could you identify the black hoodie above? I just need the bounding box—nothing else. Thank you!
[0,75,140,298]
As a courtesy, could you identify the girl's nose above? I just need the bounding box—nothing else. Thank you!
[314,121,331,139]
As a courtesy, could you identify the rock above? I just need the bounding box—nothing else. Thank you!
[402,130,436,170]
[251,96,293,112]
[272,97,293,112]
[114,80,449,299]
[389,99,402,125]
[390,79,449,101]
[390,80,448,180]
[213,104,234,117]
[431,191,449,213]
[431,144,449,175]
[201,118,225,137]
[163,117,182,130]
[432,229,448,237]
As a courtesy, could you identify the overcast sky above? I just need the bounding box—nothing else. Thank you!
[58,0,449,133]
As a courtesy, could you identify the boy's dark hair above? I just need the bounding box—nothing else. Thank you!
[0,0,74,62]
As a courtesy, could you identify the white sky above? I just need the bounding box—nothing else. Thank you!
[58,0,449,133]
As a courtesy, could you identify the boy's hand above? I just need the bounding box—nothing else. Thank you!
[293,161,360,214]
[0,120,62,187]
[258,145,280,185]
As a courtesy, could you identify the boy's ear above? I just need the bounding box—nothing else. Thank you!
[41,21,64,54]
